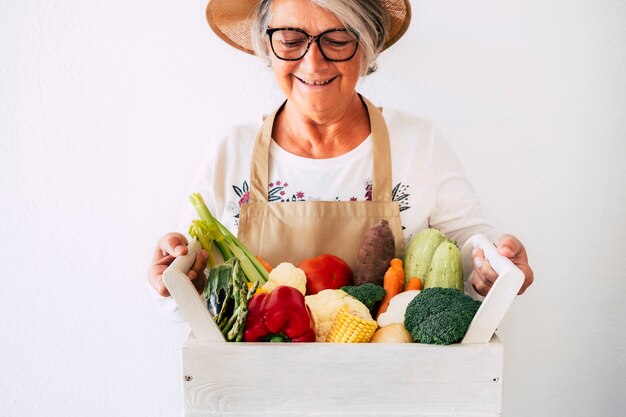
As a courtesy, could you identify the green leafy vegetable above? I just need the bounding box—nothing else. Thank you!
[204,258,259,342]
[204,259,232,302]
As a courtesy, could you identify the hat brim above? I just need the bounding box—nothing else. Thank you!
[206,0,411,55]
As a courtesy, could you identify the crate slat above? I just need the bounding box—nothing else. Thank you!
[180,336,503,417]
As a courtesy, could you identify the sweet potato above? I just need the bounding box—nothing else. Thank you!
[353,220,396,286]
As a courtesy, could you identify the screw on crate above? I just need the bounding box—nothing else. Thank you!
[492,377,500,383]
[184,375,193,382]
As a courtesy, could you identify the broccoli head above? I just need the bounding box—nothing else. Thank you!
[404,287,481,345]
[340,283,386,314]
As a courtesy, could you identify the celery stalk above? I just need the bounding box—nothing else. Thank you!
[212,219,270,283]
[189,193,268,283]
[189,194,233,261]
[188,220,217,268]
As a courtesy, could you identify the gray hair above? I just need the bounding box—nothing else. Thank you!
[251,0,390,75]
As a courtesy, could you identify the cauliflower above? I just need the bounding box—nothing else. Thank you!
[261,262,307,295]
[305,289,372,342]
[377,290,420,327]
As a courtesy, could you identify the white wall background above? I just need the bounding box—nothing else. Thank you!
[1,0,625,416]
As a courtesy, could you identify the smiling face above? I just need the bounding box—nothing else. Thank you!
[267,0,363,118]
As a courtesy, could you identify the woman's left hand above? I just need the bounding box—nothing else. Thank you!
[471,234,534,296]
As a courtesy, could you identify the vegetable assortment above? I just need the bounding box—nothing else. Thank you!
[188,194,482,345]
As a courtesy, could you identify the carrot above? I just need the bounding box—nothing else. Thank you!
[255,256,273,273]
[404,277,422,291]
[376,258,405,318]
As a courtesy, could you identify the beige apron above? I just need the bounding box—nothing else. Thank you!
[238,96,404,269]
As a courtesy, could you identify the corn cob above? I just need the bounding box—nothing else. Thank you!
[326,304,378,343]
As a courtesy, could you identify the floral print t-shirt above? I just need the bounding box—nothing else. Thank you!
[177,106,494,249]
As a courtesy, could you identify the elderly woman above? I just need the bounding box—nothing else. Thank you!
[148,0,533,305]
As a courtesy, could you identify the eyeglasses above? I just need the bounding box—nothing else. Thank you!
[266,27,359,62]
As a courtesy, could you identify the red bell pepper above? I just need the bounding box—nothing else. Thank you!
[243,285,316,342]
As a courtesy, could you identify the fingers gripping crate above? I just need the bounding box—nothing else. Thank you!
[164,236,523,417]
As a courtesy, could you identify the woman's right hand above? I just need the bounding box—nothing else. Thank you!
[148,232,209,297]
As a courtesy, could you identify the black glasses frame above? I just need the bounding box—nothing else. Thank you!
[266,27,359,62]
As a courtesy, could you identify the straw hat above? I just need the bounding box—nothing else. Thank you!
[205,0,412,55]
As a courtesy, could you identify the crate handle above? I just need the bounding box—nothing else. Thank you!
[162,240,225,342]
[460,234,524,344]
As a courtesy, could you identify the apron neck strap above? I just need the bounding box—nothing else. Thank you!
[248,96,393,203]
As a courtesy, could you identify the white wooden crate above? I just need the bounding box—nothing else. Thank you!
[180,336,503,416]
[165,235,522,417]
